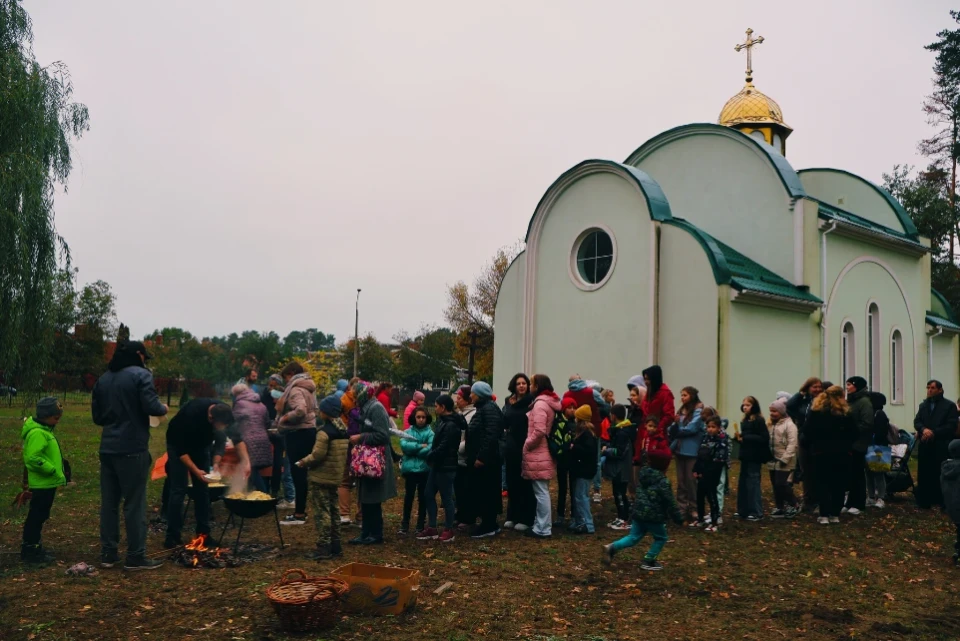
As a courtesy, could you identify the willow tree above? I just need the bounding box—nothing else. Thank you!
[0,0,89,393]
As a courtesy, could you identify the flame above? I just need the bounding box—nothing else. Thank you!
[185,534,208,552]
[191,556,199,567]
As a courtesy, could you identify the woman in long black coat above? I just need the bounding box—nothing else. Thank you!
[465,382,504,538]
[502,373,535,531]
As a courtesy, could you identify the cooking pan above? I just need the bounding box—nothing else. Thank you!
[223,496,279,519]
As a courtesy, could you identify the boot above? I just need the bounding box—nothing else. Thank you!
[21,543,54,564]
[330,536,343,557]
[305,544,333,561]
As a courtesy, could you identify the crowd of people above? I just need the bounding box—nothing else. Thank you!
[16,340,960,572]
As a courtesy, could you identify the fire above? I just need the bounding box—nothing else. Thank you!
[185,534,209,552]
[191,556,199,567]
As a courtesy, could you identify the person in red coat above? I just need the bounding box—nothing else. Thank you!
[634,366,676,464]
[563,376,601,432]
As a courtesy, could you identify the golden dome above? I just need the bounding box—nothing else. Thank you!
[718,82,792,132]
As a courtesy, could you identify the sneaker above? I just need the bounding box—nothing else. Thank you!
[841,507,850,514]
[846,507,861,516]
[569,524,590,535]
[601,544,615,566]
[514,523,530,532]
[829,517,840,524]
[438,529,456,543]
[688,521,702,528]
[746,515,761,522]
[865,498,876,508]
[457,523,470,532]
[592,492,602,503]
[306,544,333,561]
[703,515,712,525]
[124,557,164,571]
[552,518,566,528]
[523,529,551,540]
[417,527,439,540]
[100,553,121,568]
[784,507,798,520]
[339,517,353,525]
[771,508,785,519]
[716,517,724,525]
[470,525,499,539]
[396,528,409,536]
[611,520,630,531]
[817,517,829,525]
[503,521,516,530]
[874,499,885,509]
[641,558,663,571]
[704,525,718,533]
[277,499,296,510]
[280,514,306,526]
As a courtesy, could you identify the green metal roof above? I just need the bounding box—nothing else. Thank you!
[664,219,822,306]
[815,200,927,251]
[931,288,957,323]
[799,168,919,239]
[624,123,807,200]
[926,313,960,333]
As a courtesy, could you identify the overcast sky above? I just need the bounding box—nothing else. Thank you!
[25,0,956,344]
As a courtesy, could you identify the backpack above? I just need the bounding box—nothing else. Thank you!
[548,414,572,460]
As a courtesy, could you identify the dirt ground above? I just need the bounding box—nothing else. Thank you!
[1,405,958,641]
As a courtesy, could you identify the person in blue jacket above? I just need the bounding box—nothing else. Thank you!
[667,386,705,524]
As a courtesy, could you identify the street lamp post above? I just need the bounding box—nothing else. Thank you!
[353,289,361,378]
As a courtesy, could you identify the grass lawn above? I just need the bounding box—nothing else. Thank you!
[1,405,959,641]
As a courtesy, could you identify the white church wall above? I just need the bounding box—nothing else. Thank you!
[823,235,922,429]
[492,252,526,395]
[658,225,719,408]
[931,335,960,401]
[530,172,654,389]
[632,131,796,282]
[799,169,905,234]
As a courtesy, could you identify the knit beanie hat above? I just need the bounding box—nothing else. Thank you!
[561,397,577,411]
[769,398,787,416]
[319,395,342,418]
[647,449,671,472]
[776,391,791,402]
[847,376,868,393]
[574,405,593,422]
[413,391,425,403]
[36,397,63,421]
[471,381,493,400]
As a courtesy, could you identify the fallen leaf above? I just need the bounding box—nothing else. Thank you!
[883,593,895,601]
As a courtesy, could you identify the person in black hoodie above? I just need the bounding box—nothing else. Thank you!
[787,377,823,511]
[843,377,874,515]
[419,394,466,542]
[502,373,535,532]
[805,386,857,524]
[736,396,770,520]
[914,379,960,508]
[465,382,505,538]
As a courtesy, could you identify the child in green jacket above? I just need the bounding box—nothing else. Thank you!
[21,397,66,564]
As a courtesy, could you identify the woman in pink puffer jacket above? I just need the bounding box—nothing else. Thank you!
[524,374,560,538]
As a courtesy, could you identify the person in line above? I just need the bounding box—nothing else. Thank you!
[735,396,770,521]
[767,399,799,519]
[668,386,704,524]
[843,376,874,516]
[165,399,244,548]
[914,379,960,509]
[276,362,319,526]
[940,439,960,565]
[551,398,578,527]
[375,382,403,463]
[398,407,435,535]
[564,375,602,501]
[403,390,426,428]
[338,377,362,526]
[463,381,505,538]
[92,340,168,570]
[636,414,672,469]
[502,373,534,532]
[418,394,466,542]
[603,404,635,530]
[625,377,647,493]
[261,374,293,503]
[570,405,599,534]
[693,416,729,532]
[602,436,682,572]
[349,381,398,544]
[787,377,823,512]
[524,374,560,539]
[20,398,66,564]
[698,406,727,524]
[231,384,273,493]
[866,392,891,509]
[296,395,349,560]
[635,366,675,467]
[454,385,477,530]
[805,386,857,524]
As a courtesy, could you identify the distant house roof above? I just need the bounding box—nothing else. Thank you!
[664,219,822,309]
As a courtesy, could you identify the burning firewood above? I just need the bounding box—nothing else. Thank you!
[170,534,280,568]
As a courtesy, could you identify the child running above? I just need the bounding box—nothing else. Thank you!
[603,404,635,530]
[569,405,598,534]
[602,430,681,571]
[694,416,729,532]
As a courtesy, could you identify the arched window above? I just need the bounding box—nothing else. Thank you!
[891,330,903,403]
[868,303,880,390]
[842,322,856,383]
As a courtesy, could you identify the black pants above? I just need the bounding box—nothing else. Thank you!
[612,480,630,521]
[844,453,867,510]
[360,502,383,540]
[505,454,534,526]
[401,471,429,531]
[917,445,946,508]
[556,465,575,519]
[23,488,57,546]
[815,452,848,517]
[769,470,797,509]
[696,469,722,524]
[166,448,210,542]
[454,466,474,525]
[269,432,284,495]
[799,445,818,507]
[285,428,317,515]
[955,524,960,556]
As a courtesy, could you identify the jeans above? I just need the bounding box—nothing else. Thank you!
[23,487,57,545]
[285,428,317,515]
[866,470,887,501]
[572,478,594,532]
[100,451,151,559]
[425,469,457,529]
[281,448,296,502]
[769,470,797,509]
[737,461,763,517]
[531,479,552,536]
[556,465,575,520]
[696,468,722,524]
[501,463,508,491]
[675,455,698,519]
[401,471,429,531]
[844,454,867,510]
[612,480,630,521]
[166,448,211,542]
[609,520,668,560]
[815,452,848,518]
[360,502,384,540]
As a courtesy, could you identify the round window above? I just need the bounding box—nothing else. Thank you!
[575,229,614,285]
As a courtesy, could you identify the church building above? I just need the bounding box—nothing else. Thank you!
[492,29,960,429]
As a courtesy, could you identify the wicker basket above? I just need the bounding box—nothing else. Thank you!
[266,569,348,632]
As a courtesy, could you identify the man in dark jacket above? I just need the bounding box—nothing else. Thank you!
[92,341,167,570]
[465,382,504,538]
[915,379,960,508]
[843,377,874,514]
